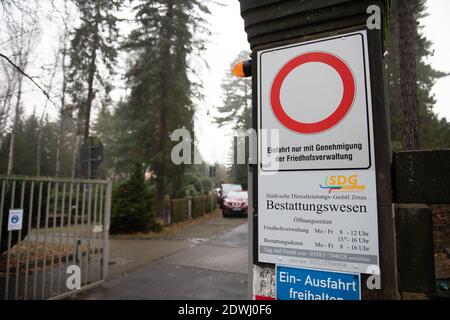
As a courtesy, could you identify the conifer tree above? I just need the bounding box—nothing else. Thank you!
[215,50,252,131]
[110,163,155,234]
[215,51,252,188]
[386,0,449,150]
[68,0,122,177]
[122,0,210,222]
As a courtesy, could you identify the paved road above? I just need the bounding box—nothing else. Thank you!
[73,212,248,300]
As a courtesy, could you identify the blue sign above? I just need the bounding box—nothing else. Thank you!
[8,209,23,231]
[11,215,19,224]
[276,265,361,300]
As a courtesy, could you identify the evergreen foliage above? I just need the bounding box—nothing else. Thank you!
[386,0,450,151]
[215,50,252,188]
[110,163,156,234]
[215,50,252,131]
[0,113,75,176]
[118,0,210,219]
[68,0,123,175]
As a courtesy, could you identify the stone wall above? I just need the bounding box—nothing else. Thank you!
[432,205,450,279]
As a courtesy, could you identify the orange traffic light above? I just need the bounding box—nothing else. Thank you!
[232,59,252,78]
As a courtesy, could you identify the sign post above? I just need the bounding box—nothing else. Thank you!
[80,136,104,179]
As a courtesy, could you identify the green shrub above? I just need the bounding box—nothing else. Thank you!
[110,164,156,234]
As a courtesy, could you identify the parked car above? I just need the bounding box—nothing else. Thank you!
[222,190,248,217]
[219,183,243,207]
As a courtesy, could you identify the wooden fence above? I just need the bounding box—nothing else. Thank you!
[168,194,218,224]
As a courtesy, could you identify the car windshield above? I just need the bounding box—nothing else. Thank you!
[227,191,248,200]
[222,184,242,193]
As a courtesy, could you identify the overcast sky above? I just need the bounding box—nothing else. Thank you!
[3,1,449,166]
[195,1,249,165]
[421,0,450,119]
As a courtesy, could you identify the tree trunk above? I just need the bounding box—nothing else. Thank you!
[83,4,100,144]
[155,1,175,223]
[397,0,420,150]
[55,112,64,177]
[7,122,16,175]
[71,134,81,178]
[36,126,42,176]
[73,4,100,179]
[56,20,69,177]
[7,74,23,175]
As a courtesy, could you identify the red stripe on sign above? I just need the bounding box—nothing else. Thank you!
[255,295,276,300]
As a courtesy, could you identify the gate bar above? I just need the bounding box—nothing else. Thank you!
[5,180,16,300]
[41,182,52,299]
[14,181,26,299]
[23,181,35,299]
[102,181,112,280]
[32,181,43,300]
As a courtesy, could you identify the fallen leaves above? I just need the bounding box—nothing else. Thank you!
[0,241,90,276]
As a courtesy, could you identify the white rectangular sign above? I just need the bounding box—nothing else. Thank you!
[8,209,24,231]
[257,31,379,274]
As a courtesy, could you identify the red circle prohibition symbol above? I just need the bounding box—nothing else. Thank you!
[270,52,356,134]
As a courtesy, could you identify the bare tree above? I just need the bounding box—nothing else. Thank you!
[36,57,58,176]
[55,0,71,177]
[2,1,40,175]
[0,61,17,139]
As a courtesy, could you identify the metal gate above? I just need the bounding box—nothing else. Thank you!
[0,175,112,300]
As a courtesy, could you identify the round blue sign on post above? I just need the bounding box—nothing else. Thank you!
[11,215,19,224]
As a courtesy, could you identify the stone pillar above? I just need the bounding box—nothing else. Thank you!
[393,150,450,298]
